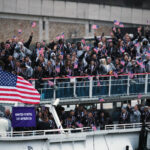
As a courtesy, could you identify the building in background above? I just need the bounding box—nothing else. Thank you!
[0,0,150,42]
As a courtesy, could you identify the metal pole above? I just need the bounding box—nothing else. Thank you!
[49,105,64,134]
[145,74,148,94]
[127,75,130,95]
[89,77,93,98]
[108,76,111,96]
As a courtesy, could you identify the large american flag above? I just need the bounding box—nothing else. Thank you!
[0,70,40,104]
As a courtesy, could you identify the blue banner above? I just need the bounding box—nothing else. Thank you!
[12,107,36,127]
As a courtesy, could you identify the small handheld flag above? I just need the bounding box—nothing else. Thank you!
[99,98,105,102]
[18,29,22,34]
[114,71,118,78]
[120,47,125,53]
[138,94,142,99]
[56,35,60,40]
[97,81,100,86]
[119,23,124,28]
[39,48,44,57]
[86,46,90,51]
[114,20,120,26]
[120,60,125,66]
[31,22,36,28]
[56,66,60,73]
[129,72,134,79]
[94,48,98,54]
[48,80,54,87]
[74,62,78,69]
[61,32,65,39]
[92,24,99,29]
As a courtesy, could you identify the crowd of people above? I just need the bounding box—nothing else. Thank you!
[0,26,150,81]
[35,104,150,131]
[0,102,149,132]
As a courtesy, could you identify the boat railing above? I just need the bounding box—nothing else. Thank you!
[29,73,150,102]
[1,127,90,138]
[105,122,150,130]
[0,122,150,138]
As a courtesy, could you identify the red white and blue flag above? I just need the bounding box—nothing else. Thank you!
[114,20,120,26]
[18,29,22,34]
[31,22,36,28]
[61,32,65,39]
[119,23,124,28]
[92,24,99,29]
[0,70,40,104]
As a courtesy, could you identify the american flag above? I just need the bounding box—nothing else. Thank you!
[61,32,65,39]
[81,39,86,44]
[76,122,83,128]
[86,46,90,51]
[97,80,100,86]
[31,22,36,28]
[119,23,124,28]
[114,20,120,26]
[92,125,97,131]
[74,62,78,69]
[113,27,116,32]
[48,80,54,87]
[56,66,60,73]
[0,70,40,104]
[138,94,142,99]
[94,48,98,54]
[18,29,22,34]
[120,47,125,53]
[114,71,118,78]
[129,72,134,79]
[120,60,125,66]
[92,24,99,29]
[135,42,140,47]
[56,35,60,40]
[99,98,104,102]
[39,48,44,57]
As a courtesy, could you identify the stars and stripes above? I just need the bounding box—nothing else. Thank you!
[99,98,105,102]
[48,80,54,87]
[61,32,65,39]
[0,70,40,104]
[31,21,36,28]
[119,23,124,28]
[18,29,22,34]
[114,20,120,26]
[92,24,99,29]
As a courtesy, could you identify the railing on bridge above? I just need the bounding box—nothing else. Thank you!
[30,73,150,102]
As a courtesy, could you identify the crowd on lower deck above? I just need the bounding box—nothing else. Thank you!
[0,102,150,132]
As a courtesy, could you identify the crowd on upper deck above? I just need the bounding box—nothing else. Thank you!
[0,25,150,80]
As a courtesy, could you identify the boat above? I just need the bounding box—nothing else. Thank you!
[0,73,150,150]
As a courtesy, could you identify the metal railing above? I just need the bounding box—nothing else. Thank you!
[1,122,150,138]
[29,73,150,102]
[0,127,90,138]
[105,122,150,130]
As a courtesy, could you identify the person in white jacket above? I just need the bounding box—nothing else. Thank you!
[0,112,11,137]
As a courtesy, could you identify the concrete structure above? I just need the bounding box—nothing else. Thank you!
[0,0,150,42]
